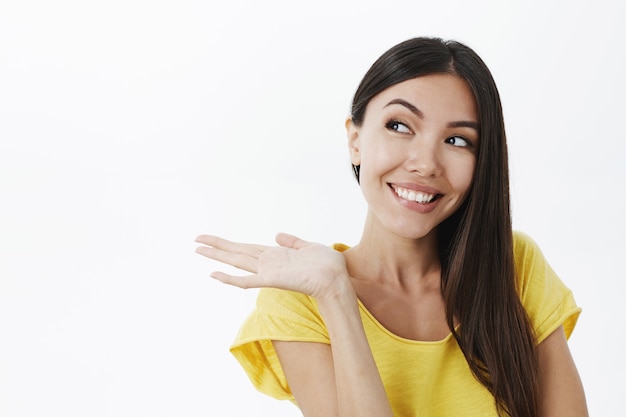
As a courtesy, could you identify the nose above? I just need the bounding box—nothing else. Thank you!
[406,138,442,178]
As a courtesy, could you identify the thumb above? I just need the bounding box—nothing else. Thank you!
[275,233,311,249]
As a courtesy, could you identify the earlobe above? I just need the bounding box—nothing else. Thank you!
[345,117,361,166]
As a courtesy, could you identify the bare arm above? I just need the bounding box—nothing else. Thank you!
[274,278,393,417]
[272,341,339,416]
[196,233,394,417]
[537,326,588,417]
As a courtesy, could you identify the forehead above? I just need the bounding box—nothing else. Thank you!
[367,73,479,122]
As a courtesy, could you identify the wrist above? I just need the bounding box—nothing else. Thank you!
[315,275,358,316]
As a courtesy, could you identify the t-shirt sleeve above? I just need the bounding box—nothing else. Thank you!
[229,288,330,401]
[513,231,581,344]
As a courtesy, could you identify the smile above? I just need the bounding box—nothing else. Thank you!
[393,186,441,204]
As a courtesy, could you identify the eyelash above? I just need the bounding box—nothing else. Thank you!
[385,120,412,134]
[445,136,473,148]
[385,119,474,150]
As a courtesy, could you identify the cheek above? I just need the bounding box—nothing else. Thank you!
[357,147,398,194]
[359,149,399,183]
[449,159,476,193]
[360,135,404,170]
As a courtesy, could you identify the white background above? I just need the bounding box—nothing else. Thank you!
[1,0,624,415]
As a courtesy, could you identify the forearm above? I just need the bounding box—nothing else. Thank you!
[316,279,394,417]
[196,233,393,415]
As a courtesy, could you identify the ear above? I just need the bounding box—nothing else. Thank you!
[345,117,361,166]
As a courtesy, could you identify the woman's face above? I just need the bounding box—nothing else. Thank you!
[346,73,479,240]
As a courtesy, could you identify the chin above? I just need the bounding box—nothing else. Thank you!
[390,223,439,241]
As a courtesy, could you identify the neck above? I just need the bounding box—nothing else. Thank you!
[344,213,441,289]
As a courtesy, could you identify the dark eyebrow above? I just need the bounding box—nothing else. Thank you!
[385,99,423,118]
[447,120,480,131]
[385,98,480,132]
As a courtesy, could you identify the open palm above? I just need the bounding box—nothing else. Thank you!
[195,233,349,299]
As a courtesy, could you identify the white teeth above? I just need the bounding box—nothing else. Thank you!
[395,186,437,203]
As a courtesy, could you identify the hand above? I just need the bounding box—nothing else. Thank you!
[195,233,351,299]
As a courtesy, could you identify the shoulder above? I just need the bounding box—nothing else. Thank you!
[511,231,581,343]
[512,230,556,290]
[230,288,331,401]
[255,288,323,323]
[333,242,351,252]
[512,230,541,258]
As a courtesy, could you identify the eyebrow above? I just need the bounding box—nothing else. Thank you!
[385,98,423,118]
[384,98,480,131]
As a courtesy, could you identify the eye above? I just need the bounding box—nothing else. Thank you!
[445,136,472,148]
[385,120,412,134]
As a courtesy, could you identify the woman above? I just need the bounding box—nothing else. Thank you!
[195,37,588,417]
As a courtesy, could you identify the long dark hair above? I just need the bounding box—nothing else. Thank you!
[350,38,538,417]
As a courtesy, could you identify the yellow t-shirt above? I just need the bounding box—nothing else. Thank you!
[230,231,581,416]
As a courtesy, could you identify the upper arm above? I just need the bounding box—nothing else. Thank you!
[272,340,339,417]
[537,326,588,417]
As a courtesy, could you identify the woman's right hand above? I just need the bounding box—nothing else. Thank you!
[198,233,395,417]
[195,233,352,301]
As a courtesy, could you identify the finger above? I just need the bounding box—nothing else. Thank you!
[195,235,268,257]
[275,233,312,250]
[196,245,258,273]
[210,271,266,290]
